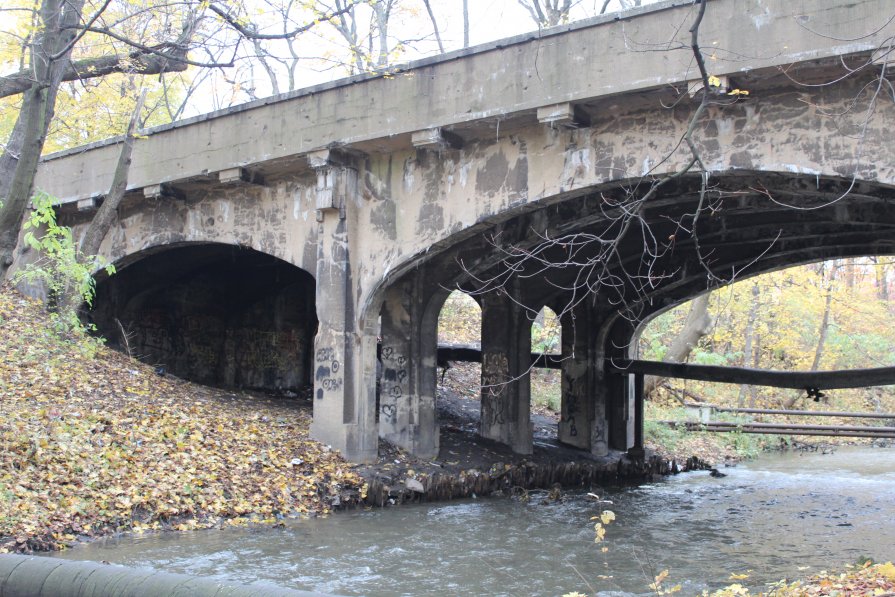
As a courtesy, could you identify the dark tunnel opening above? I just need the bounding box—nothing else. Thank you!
[90,244,317,392]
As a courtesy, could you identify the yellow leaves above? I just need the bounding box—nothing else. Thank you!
[706,562,895,596]
[878,562,895,581]
[591,508,616,545]
[649,570,682,595]
[0,287,362,553]
[708,75,722,88]
[727,88,750,96]
[728,572,750,580]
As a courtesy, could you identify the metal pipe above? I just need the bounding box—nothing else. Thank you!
[688,404,895,419]
[659,421,895,438]
[611,358,895,390]
[0,554,333,597]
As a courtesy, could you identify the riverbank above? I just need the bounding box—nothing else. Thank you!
[1,286,695,555]
[0,287,365,553]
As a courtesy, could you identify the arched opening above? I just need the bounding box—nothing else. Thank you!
[90,244,317,393]
[436,291,482,431]
[530,306,561,429]
[636,255,895,456]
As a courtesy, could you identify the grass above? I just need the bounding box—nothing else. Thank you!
[644,403,779,463]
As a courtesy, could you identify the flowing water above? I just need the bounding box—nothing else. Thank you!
[53,447,895,596]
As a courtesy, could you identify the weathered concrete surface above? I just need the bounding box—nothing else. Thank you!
[19,0,895,462]
[32,0,895,204]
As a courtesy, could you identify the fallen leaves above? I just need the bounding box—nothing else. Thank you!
[0,285,363,553]
[707,562,895,596]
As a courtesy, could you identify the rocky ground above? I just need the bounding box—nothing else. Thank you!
[355,361,703,507]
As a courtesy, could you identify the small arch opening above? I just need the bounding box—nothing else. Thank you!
[436,291,482,426]
[531,305,562,421]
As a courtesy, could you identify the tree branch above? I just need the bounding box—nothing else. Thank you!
[0,43,190,99]
[206,0,363,41]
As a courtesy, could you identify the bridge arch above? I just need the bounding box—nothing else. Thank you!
[90,242,318,392]
[357,167,895,458]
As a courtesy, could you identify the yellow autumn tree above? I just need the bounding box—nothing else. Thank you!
[640,257,895,412]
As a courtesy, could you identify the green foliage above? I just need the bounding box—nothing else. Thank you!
[531,307,561,354]
[13,191,115,337]
[530,369,561,411]
[437,291,480,345]
[644,418,683,453]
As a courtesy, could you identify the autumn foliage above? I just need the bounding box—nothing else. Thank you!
[0,286,363,553]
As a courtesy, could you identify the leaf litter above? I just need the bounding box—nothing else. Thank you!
[0,285,364,553]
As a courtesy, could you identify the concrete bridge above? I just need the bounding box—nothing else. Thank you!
[23,0,895,462]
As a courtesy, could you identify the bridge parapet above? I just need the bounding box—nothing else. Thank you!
[35,0,895,206]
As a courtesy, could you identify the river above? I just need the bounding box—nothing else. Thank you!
[53,446,895,596]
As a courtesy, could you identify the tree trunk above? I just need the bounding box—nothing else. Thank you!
[374,3,391,69]
[783,278,833,409]
[644,292,713,397]
[737,283,760,407]
[422,0,444,54]
[78,89,146,259]
[748,333,761,407]
[843,257,856,289]
[874,257,889,302]
[0,0,86,281]
[462,0,469,47]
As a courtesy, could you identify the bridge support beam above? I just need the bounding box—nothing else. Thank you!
[602,317,637,452]
[558,304,606,454]
[378,278,440,459]
[480,291,533,454]
[309,153,377,463]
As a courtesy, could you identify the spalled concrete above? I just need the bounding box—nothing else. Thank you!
[16,0,895,462]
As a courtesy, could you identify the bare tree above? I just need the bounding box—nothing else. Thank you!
[317,0,443,75]
[0,0,360,281]
[422,0,444,54]
[644,293,712,398]
[0,0,89,280]
[517,0,575,27]
[462,0,469,48]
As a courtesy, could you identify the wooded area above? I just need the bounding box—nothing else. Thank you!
[640,259,895,414]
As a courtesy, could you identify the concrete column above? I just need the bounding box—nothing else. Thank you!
[602,317,637,452]
[557,302,609,456]
[308,150,377,463]
[479,291,533,454]
[378,277,440,458]
[557,305,592,450]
